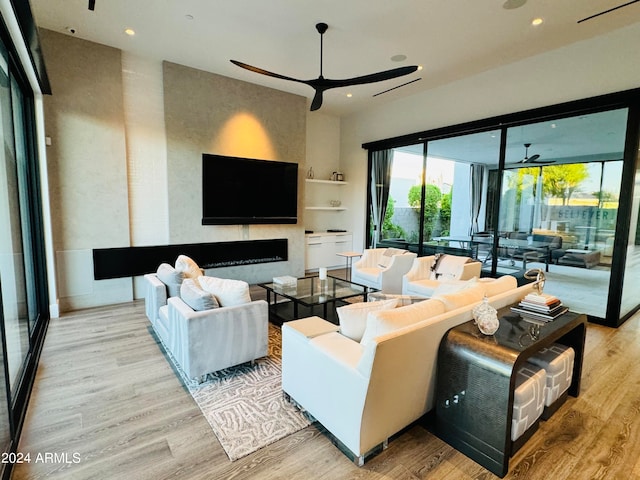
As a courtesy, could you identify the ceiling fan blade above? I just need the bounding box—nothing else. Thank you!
[527,154,541,162]
[310,89,324,111]
[324,65,419,89]
[230,60,306,84]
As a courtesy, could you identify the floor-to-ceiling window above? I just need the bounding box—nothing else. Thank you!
[365,91,640,327]
[0,23,49,480]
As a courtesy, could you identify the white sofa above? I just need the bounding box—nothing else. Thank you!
[351,248,417,294]
[402,254,482,297]
[282,275,533,465]
[144,272,268,382]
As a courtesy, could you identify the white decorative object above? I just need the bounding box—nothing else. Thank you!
[472,295,500,335]
[319,267,327,280]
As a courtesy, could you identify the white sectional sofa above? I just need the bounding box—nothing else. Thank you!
[282,275,533,465]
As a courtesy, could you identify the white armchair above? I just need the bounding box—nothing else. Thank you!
[158,296,268,381]
[402,254,482,297]
[146,271,269,382]
[351,248,417,294]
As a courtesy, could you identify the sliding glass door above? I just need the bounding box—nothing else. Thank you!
[495,109,627,318]
[365,95,639,325]
[0,30,49,478]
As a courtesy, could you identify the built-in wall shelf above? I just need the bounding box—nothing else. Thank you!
[305,176,348,232]
[305,179,348,185]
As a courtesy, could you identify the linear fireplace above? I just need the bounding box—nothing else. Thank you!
[93,239,288,280]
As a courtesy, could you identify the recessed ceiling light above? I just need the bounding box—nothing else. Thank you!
[503,0,527,9]
[531,17,544,26]
[417,65,424,71]
[124,28,136,36]
[346,93,353,98]
[390,54,407,62]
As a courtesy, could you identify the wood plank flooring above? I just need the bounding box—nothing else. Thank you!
[11,280,640,480]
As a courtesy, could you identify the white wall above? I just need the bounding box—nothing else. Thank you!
[340,23,640,252]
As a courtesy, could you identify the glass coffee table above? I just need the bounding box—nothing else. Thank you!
[258,275,378,325]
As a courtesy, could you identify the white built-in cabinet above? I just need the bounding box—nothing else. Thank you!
[305,232,353,270]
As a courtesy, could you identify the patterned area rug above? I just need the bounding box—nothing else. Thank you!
[177,324,312,461]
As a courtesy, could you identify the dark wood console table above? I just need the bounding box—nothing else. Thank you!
[434,307,587,477]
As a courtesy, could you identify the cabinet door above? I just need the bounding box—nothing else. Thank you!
[334,234,353,255]
[306,236,324,270]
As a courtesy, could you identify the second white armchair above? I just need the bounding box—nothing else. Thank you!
[402,254,482,297]
[351,248,417,294]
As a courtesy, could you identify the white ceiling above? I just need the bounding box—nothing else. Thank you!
[30,0,640,116]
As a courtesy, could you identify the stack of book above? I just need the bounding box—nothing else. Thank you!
[511,292,568,322]
[273,275,297,294]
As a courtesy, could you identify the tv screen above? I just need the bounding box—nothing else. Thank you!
[202,154,298,225]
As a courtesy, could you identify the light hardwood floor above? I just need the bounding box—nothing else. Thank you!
[11,282,640,480]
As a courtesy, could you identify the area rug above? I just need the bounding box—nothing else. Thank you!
[169,324,312,461]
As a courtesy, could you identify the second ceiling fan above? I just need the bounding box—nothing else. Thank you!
[231,23,419,111]
[516,143,552,164]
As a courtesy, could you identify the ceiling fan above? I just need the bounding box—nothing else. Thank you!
[230,23,419,111]
[516,143,552,164]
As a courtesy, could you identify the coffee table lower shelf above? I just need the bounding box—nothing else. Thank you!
[266,299,351,325]
[259,275,377,326]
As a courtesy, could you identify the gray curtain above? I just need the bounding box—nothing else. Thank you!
[371,149,394,247]
[469,163,487,235]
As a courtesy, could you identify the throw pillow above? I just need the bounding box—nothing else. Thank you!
[198,276,252,307]
[360,298,446,346]
[180,279,219,311]
[175,254,201,280]
[377,247,408,268]
[432,277,477,296]
[431,284,485,311]
[336,299,398,342]
[156,263,184,298]
[479,275,518,297]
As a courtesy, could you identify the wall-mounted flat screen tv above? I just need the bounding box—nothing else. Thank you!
[202,154,298,225]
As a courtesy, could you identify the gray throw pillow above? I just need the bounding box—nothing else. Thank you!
[180,279,219,311]
[156,263,184,298]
